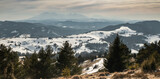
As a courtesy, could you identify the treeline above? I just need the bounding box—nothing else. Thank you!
[1,34,160,79]
[0,41,81,79]
[104,34,160,73]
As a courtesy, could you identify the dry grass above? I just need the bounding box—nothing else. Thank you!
[132,72,149,79]
[112,73,131,79]
[58,69,160,79]
[154,72,160,77]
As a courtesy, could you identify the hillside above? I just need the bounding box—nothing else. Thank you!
[0,21,87,38]
[0,21,160,55]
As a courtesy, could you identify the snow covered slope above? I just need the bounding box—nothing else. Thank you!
[81,58,105,75]
[0,25,157,54]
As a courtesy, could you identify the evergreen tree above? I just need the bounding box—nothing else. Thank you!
[23,46,57,79]
[104,35,130,72]
[120,43,131,68]
[57,41,81,75]
[0,44,19,79]
[25,52,39,79]
[38,46,56,78]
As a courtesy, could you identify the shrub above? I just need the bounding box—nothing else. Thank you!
[141,58,156,73]
[61,67,70,78]
[128,63,139,70]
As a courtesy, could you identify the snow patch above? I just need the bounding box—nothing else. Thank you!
[82,58,105,75]
[19,34,31,38]
[131,49,138,54]
[11,30,18,33]
[145,35,160,43]
[62,26,67,28]
[136,44,144,47]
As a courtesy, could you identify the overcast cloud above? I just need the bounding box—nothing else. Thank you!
[0,0,160,20]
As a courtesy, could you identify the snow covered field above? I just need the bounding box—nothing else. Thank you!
[0,26,159,54]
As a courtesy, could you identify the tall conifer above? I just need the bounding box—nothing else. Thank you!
[57,41,81,75]
[104,35,130,72]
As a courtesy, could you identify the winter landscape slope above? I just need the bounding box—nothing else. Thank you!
[0,21,160,55]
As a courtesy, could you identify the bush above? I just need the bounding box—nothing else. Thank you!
[61,67,70,78]
[141,58,156,73]
[128,63,139,70]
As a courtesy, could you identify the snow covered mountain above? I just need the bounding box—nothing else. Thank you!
[0,21,160,56]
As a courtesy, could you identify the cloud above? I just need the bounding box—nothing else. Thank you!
[0,0,160,20]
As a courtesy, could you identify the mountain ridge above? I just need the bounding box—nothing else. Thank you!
[0,20,160,56]
[0,21,88,38]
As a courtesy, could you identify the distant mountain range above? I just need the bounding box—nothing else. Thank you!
[22,20,123,30]
[29,12,89,21]
[20,12,124,30]
[0,20,160,56]
[0,21,88,38]
[100,20,160,34]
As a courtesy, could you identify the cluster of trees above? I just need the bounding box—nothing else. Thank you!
[0,44,19,79]
[137,42,160,72]
[1,34,160,78]
[0,41,81,79]
[104,34,160,73]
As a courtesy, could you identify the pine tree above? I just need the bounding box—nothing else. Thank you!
[104,35,130,72]
[57,41,81,75]
[0,44,19,79]
[27,52,39,79]
[120,43,131,68]
[23,46,57,79]
[38,46,56,78]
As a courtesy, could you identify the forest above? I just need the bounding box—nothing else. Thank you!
[0,35,160,79]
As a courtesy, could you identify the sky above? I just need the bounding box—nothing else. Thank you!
[0,0,160,21]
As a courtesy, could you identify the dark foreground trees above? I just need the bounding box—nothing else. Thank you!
[104,35,131,72]
[0,44,20,79]
[23,46,56,79]
[137,41,160,72]
[0,41,82,79]
[57,41,82,76]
